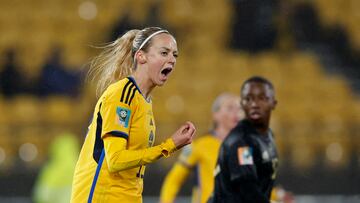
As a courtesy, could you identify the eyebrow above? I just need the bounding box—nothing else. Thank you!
[160,47,178,53]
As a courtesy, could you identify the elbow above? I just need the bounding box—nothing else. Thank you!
[107,164,119,173]
[106,154,128,173]
[107,160,119,173]
[107,160,127,173]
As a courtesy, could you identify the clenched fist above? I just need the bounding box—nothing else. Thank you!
[171,121,196,149]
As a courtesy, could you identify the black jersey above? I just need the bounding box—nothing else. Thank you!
[210,119,278,203]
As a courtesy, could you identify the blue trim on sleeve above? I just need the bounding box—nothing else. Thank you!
[93,103,104,163]
[108,131,129,140]
[88,149,105,203]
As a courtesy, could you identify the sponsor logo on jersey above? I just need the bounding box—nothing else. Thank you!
[238,146,254,165]
[116,107,131,128]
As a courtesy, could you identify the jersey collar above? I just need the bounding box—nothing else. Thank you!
[127,76,152,103]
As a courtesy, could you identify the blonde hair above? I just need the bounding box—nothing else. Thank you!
[211,93,238,113]
[88,27,171,97]
[211,92,240,130]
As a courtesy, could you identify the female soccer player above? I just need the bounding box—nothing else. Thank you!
[160,93,243,203]
[71,27,196,203]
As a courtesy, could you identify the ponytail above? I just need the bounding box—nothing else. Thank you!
[88,27,171,98]
[88,29,140,97]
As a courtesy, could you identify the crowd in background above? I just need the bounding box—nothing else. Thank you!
[0,46,82,98]
[0,0,359,201]
[1,1,359,99]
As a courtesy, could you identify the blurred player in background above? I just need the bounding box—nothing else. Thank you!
[210,76,279,203]
[160,93,244,203]
[71,27,196,203]
[33,133,79,203]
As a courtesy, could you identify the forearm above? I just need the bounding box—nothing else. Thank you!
[104,136,177,173]
[160,164,190,202]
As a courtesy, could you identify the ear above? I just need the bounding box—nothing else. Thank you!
[271,99,278,110]
[213,111,221,123]
[240,98,246,108]
[135,51,147,64]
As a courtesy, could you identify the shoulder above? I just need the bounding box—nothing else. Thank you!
[101,78,129,102]
[102,77,140,106]
[181,134,215,154]
[194,134,217,145]
[189,135,208,153]
[269,128,276,138]
[223,122,245,144]
[222,121,249,149]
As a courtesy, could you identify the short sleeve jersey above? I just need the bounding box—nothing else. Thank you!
[71,77,156,203]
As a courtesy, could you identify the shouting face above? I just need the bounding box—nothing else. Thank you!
[136,33,178,87]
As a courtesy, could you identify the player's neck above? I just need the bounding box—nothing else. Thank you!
[247,118,270,135]
[214,126,230,141]
[131,72,155,99]
[255,127,269,135]
[253,122,269,135]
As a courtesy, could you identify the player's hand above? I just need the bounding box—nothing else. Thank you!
[171,121,196,149]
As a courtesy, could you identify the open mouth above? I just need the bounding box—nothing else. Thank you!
[161,67,173,76]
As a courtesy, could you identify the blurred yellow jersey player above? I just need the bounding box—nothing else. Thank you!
[72,77,181,202]
[160,93,243,203]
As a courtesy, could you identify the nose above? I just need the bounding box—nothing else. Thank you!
[249,99,259,108]
[168,55,176,65]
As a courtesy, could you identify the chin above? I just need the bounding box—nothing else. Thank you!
[249,117,262,123]
[156,80,167,86]
[250,119,266,127]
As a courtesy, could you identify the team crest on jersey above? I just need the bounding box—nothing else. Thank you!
[238,146,254,165]
[116,107,131,128]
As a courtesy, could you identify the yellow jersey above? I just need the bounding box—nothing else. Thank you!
[160,134,221,203]
[71,77,177,203]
